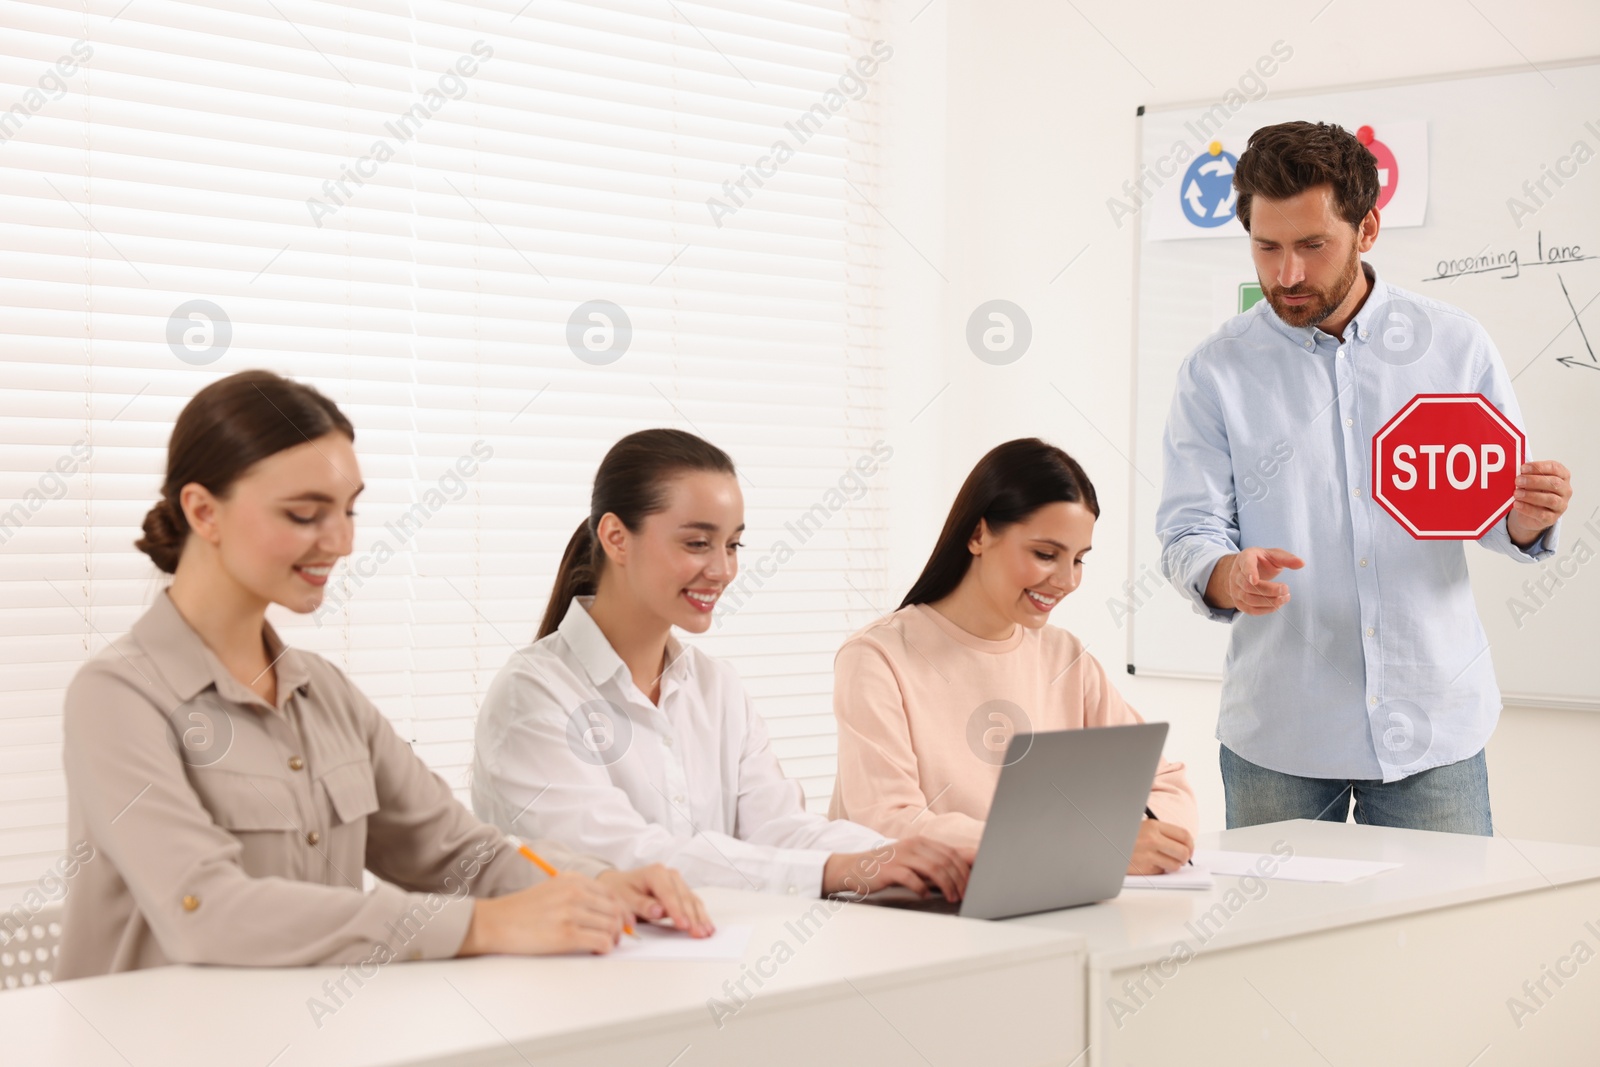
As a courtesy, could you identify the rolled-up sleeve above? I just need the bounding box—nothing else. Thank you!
[1157,351,1242,622]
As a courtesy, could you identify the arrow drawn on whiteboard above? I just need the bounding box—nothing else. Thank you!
[1556,273,1598,371]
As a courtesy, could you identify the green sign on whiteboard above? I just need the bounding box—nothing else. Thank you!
[1239,282,1265,313]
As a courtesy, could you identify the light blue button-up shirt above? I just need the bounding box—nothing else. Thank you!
[1157,262,1560,782]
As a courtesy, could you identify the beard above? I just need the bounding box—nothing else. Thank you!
[1263,248,1360,329]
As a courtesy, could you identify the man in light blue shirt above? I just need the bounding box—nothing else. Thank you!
[1157,121,1573,834]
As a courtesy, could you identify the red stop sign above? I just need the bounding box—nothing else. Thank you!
[1371,394,1524,540]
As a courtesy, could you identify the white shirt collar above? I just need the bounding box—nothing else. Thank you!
[556,596,687,693]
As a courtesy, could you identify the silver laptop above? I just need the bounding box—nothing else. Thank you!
[836,723,1168,920]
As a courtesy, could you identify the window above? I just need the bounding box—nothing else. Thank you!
[0,0,886,904]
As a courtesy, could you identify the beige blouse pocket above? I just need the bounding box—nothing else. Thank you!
[320,760,379,826]
[317,761,378,879]
[191,773,302,877]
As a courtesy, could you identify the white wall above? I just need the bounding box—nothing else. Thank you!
[876,0,1600,840]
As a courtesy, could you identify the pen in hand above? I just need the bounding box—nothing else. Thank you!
[513,838,639,938]
[1144,806,1195,867]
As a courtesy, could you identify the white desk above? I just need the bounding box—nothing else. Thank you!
[15,822,1597,1066]
[1009,820,1600,1067]
[4,886,1084,1067]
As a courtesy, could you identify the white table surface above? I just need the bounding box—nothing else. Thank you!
[1008,818,1600,968]
[4,885,1086,1067]
[16,821,1597,1066]
[1010,819,1600,1067]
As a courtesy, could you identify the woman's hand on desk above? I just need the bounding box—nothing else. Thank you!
[823,836,975,901]
[458,874,631,956]
[597,865,715,937]
[1127,819,1195,875]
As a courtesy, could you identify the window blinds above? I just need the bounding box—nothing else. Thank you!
[0,0,886,905]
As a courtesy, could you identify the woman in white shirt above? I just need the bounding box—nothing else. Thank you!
[61,370,708,977]
[472,429,971,901]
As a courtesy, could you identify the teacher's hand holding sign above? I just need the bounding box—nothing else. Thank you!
[1507,460,1573,547]
[1155,120,1573,835]
[1371,392,1570,543]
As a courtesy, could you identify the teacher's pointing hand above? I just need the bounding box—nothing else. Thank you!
[1205,546,1305,615]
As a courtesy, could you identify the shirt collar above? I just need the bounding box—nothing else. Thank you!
[557,596,686,691]
[1347,261,1389,343]
[132,590,313,711]
[1262,260,1384,348]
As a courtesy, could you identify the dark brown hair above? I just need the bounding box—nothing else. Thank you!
[538,429,736,639]
[1233,121,1380,234]
[900,438,1099,609]
[138,370,354,574]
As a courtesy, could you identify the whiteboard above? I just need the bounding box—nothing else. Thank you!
[1128,59,1600,710]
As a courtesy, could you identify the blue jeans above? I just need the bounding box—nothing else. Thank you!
[1220,745,1493,836]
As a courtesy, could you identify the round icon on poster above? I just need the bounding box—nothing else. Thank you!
[1179,143,1239,228]
[1357,126,1400,212]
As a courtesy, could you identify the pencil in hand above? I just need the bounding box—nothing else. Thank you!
[512,838,638,938]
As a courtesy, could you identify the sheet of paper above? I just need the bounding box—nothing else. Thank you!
[1196,849,1401,884]
[599,923,754,962]
[1122,866,1216,891]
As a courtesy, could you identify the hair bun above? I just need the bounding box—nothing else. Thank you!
[135,497,188,574]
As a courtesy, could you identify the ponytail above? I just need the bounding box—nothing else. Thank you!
[537,429,735,640]
[537,520,599,639]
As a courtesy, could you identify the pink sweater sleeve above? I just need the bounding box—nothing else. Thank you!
[830,638,985,852]
[1078,651,1200,836]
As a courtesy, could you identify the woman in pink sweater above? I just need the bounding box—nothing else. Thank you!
[830,439,1198,875]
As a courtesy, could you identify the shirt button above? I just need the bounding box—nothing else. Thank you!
[1304,341,1313,349]
[674,794,685,804]
[1359,559,1369,567]
[1370,696,1379,706]
[182,895,200,912]
[787,885,798,895]
[288,756,305,771]
[1337,350,1346,359]
[1367,627,1376,636]
[662,736,673,747]
[306,831,321,846]
[1345,418,1354,427]
[1352,488,1361,497]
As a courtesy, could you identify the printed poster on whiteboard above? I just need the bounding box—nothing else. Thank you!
[1145,120,1429,241]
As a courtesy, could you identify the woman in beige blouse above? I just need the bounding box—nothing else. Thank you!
[829,439,1199,876]
[59,371,709,979]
